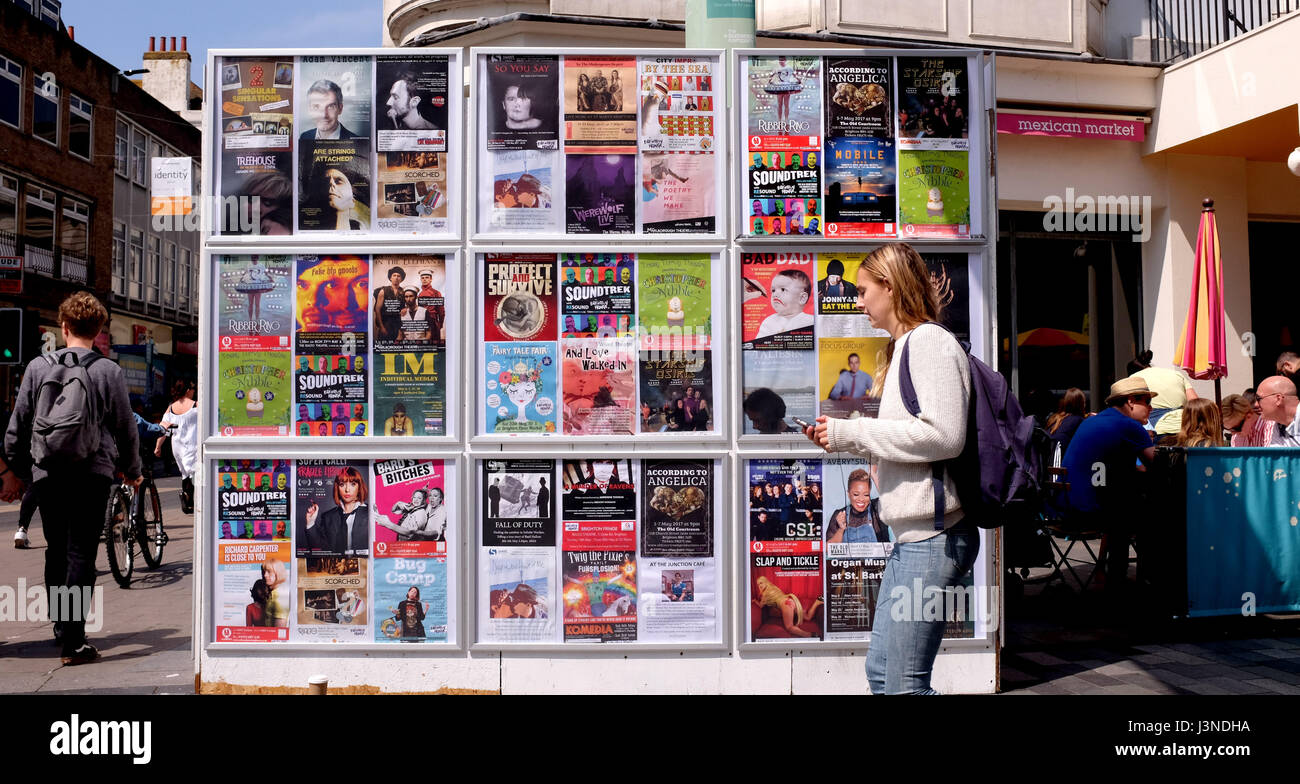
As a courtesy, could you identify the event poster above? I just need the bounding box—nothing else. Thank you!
[897,149,970,237]
[818,336,886,419]
[565,153,635,234]
[560,253,635,337]
[922,252,971,343]
[561,520,637,643]
[294,459,370,642]
[482,459,556,547]
[217,57,294,236]
[637,254,712,352]
[485,54,560,151]
[376,150,447,234]
[481,459,557,642]
[371,256,447,436]
[823,137,896,238]
[374,56,450,233]
[742,349,815,435]
[639,152,716,234]
[562,459,636,522]
[822,458,890,641]
[641,460,712,558]
[483,253,558,342]
[638,55,716,152]
[560,338,637,435]
[825,57,892,138]
[638,557,717,643]
[813,253,886,337]
[214,460,292,642]
[484,342,558,434]
[896,56,969,146]
[297,56,373,232]
[372,459,449,643]
[747,459,825,642]
[638,351,712,433]
[741,252,815,351]
[562,56,636,153]
[485,148,561,232]
[294,256,369,436]
[217,255,292,436]
[746,55,821,149]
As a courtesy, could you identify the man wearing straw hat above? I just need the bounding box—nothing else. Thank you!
[1062,376,1158,597]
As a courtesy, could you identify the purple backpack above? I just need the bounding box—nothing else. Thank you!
[899,323,1046,530]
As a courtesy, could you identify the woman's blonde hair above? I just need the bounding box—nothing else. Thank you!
[1046,388,1087,434]
[1219,393,1252,423]
[1177,397,1225,447]
[854,243,944,394]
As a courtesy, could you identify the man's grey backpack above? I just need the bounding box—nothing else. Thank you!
[31,350,103,467]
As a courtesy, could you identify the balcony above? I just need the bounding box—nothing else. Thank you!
[24,245,54,277]
[3,233,93,288]
[61,249,88,284]
[1148,0,1300,62]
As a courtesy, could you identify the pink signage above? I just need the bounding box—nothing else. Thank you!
[997,112,1145,141]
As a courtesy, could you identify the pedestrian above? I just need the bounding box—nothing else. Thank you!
[4,292,141,666]
[803,243,977,694]
[155,380,197,513]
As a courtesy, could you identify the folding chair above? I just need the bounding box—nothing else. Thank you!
[1038,444,1105,592]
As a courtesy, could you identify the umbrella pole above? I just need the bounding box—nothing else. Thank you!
[1214,377,1221,408]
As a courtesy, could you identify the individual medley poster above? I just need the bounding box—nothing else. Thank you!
[294,255,369,436]
[297,56,373,233]
[371,255,448,436]
[294,460,370,641]
[478,54,719,236]
[217,256,292,436]
[481,253,716,436]
[372,459,450,643]
[748,459,825,641]
[214,460,292,642]
[217,57,294,235]
[741,253,816,434]
[478,458,721,645]
[746,55,822,236]
[375,56,451,234]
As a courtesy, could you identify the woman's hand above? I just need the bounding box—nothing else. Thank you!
[305,502,319,528]
[805,415,831,450]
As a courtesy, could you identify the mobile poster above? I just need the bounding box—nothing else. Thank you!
[485,54,560,151]
[217,255,292,436]
[565,153,635,234]
[747,459,825,642]
[562,55,636,153]
[294,256,369,436]
[742,349,814,435]
[638,351,713,433]
[483,148,561,233]
[822,457,890,641]
[484,342,558,434]
[372,458,450,644]
[561,459,636,521]
[214,459,293,641]
[637,254,712,352]
[483,253,557,343]
[640,460,713,558]
[639,151,716,233]
[371,256,447,436]
[560,338,636,435]
[823,137,896,238]
[217,56,293,236]
[294,459,370,642]
[480,460,558,642]
[560,253,635,337]
[746,55,822,150]
[375,55,450,234]
[741,252,815,351]
[638,55,716,153]
[825,57,893,138]
[897,149,970,237]
[561,520,637,643]
[296,56,374,232]
[896,56,970,148]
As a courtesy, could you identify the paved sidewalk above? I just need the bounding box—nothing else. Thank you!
[0,476,195,694]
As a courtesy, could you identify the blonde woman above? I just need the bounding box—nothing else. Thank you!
[1175,397,1225,447]
[804,242,976,694]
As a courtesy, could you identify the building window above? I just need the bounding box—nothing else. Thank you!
[146,236,160,303]
[69,94,91,161]
[180,248,192,310]
[0,56,21,130]
[129,228,144,300]
[32,71,59,146]
[132,127,148,185]
[0,175,17,257]
[59,198,88,257]
[163,241,176,308]
[40,0,61,28]
[14,1,35,15]
[23,185,55,276]
[115,119,129,176]
[112,221,126,297]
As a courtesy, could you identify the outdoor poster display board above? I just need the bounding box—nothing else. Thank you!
[737,52,979,240]
[472,49,726,239]
[213,51,461,238]
[475,457,723,646]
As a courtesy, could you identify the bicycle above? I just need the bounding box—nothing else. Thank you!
[104,466,168,588]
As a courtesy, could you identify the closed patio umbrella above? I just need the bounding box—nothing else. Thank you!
[1174,199,1228,404]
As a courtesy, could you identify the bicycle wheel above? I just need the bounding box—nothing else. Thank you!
[137,479,166,569]
[104,486,134,588]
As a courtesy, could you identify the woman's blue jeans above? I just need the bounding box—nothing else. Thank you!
[866,522,980,694]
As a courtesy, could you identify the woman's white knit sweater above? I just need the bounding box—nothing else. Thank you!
[824,323,971,543]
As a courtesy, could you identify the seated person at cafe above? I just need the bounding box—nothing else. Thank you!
[1129,350,1198,438]
[1257,375,1300,447]
[1062,376,1157,595]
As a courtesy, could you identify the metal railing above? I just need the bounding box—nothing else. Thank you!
[1148,0,1300,62]
[61,249,88,284]
[24,245,54,277]
[0,230,16,258]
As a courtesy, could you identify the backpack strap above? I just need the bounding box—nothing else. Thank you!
[898,327,947,531]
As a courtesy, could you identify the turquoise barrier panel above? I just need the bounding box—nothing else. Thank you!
[1185,448,1300,616]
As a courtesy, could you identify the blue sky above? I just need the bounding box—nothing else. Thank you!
[61,0,380,85]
